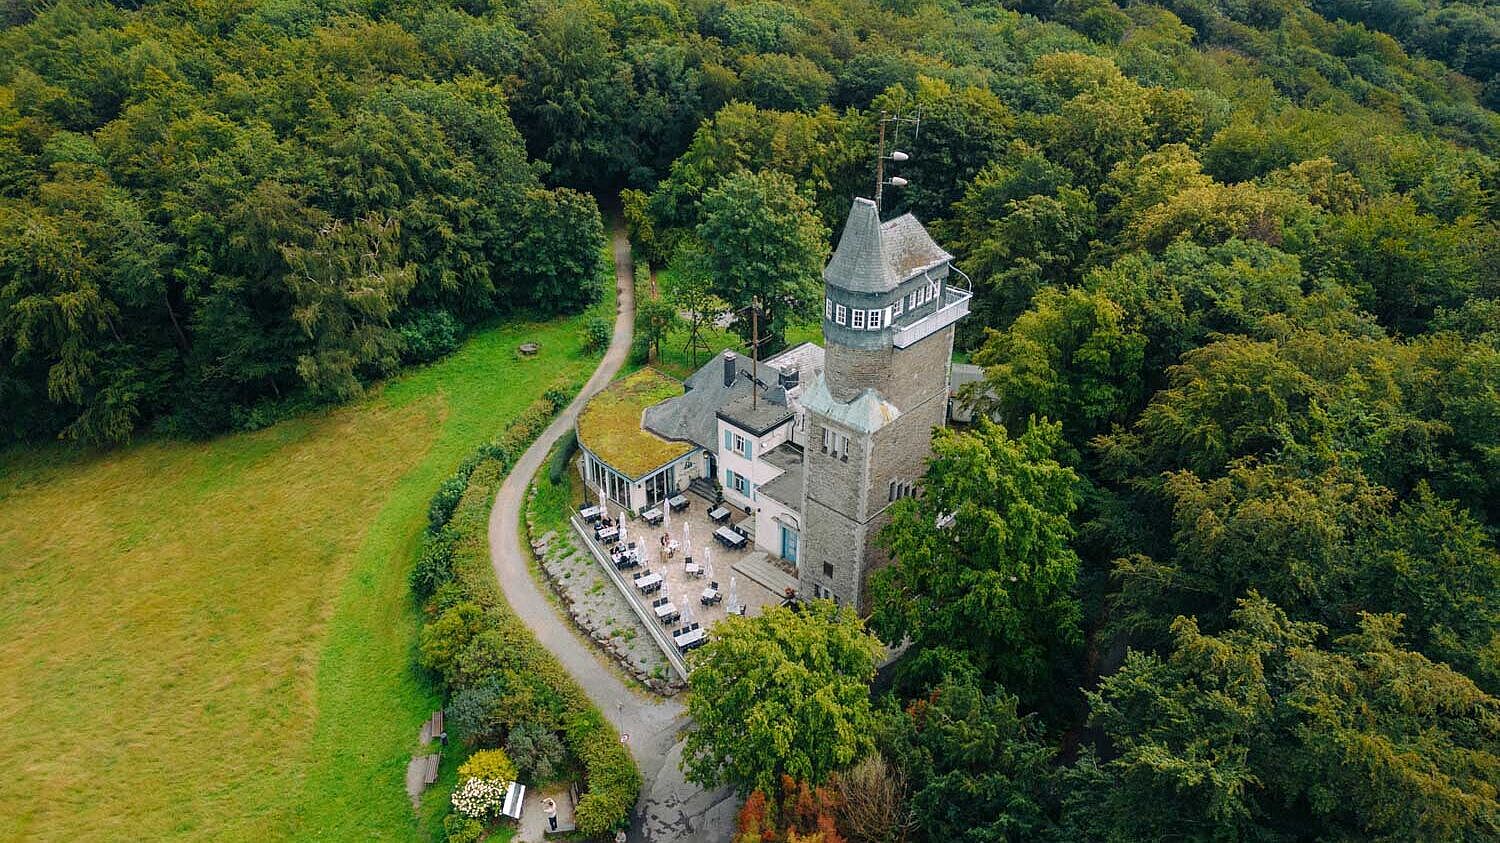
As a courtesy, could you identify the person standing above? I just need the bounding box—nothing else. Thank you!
[543,797,558,831]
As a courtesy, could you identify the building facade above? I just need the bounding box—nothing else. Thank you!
[797,198,970,610]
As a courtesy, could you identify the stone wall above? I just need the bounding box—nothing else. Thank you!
[798,324,955,611]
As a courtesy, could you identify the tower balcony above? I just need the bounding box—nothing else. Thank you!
[892,285,971,349]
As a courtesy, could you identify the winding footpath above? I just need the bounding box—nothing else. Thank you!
[486,220,736,841]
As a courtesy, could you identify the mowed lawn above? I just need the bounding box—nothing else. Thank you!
[0,305,607,840]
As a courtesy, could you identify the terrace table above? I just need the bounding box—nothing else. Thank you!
[596,525,619,542]
[580,504,604,522]
[714,526,747,549]
[708,506,730,524]
[668,494,689,512]
[674,626,707,651]
[654,601,679,623]
[684,561,703,577]
[634,572,663,593]
[641,507,664,526]
[700,586,721,605]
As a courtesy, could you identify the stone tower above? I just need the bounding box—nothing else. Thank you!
[797,197,971,611]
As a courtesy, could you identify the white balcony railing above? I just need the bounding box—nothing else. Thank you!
[892,286,971,348]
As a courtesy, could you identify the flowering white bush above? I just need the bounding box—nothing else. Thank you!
[451,776,509,820]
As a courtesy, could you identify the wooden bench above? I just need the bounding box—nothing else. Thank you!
[421,709,446,745]
[420,753,441,786]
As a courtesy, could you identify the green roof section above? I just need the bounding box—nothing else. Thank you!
[577,368,695,479]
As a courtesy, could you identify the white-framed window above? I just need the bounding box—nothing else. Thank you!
[835,303,847,325]
[733,433,751,458]
[821,426,849,460]
[825,298,833,320]
[927,278,940,302]
[851,308,865,330]
[868,308,883,330]
[893,296,904,317]
[725,469,749,495]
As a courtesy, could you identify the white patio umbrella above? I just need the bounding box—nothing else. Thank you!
[663,501,671,531]
[728,575,738,614]
[619,516,627,546]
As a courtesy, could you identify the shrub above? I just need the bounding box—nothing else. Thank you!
[452,749,520,821]
[428,474,469,530]
[451,776,509,821]
[459,748,519,785]
[548,430,578,484]
[411,389,640,834]
[398,309,463,364]
[443,813,484,843]
[448,679,509,747]
[506,722,568,782]
[410,527,458,599]
[419,602,486,682]
[570,709,642,835]
[582,316,612,354]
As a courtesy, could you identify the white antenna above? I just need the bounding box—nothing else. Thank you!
[874,110,921,213]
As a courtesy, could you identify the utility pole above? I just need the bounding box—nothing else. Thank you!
[751,295,760,410]
[874,115,888,212]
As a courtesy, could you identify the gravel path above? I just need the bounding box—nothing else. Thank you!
[487,219,736,841]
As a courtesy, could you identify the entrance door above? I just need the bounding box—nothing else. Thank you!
[780,525,799,563]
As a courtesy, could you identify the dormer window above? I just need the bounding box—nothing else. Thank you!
[868,308,883,330]
[835,303,847,325]
[851,309,865,330]
[893,296,904,318]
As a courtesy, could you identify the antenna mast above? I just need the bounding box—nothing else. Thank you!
[874,110,921,213]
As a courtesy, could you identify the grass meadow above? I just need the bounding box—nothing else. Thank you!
[0,301,608,840]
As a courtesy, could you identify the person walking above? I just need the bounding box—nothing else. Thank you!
[543,797,558,832]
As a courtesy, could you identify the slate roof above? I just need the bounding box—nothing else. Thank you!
[824,198,953,294]
[644,344,825,450]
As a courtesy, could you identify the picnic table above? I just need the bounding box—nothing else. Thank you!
[634,572,663,593]
[714,525,747,549]
[580,504,604,522]
[596,524,619,542]
[641,507,664,526]
[708,506,731,524]
[668,494,689,512]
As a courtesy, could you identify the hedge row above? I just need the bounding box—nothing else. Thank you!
[413,383,641,837]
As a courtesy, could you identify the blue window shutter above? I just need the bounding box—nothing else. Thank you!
[746,440,753,459]
[723,429,732,449]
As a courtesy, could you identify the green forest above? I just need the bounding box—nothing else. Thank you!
[4,0,1499,839]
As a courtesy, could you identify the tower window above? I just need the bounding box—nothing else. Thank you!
[868,308,883,330]
[835,303,847,325]
[851,309,865,330]
[893,296,904,317]
[825,298,833,320]
[822,426,850,459]
[823,562,834,578]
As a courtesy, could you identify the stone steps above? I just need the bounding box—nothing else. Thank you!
[732,551,798,598]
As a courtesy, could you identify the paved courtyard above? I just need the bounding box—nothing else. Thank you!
[573,492,787,675]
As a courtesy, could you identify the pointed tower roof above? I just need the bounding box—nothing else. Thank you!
[823,198,953,294]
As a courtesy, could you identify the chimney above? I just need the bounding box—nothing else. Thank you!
[723,352,737,388]
[778,366,799,390]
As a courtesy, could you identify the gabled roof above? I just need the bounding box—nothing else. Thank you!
[643,343,825,450]
[824,198,953,294]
